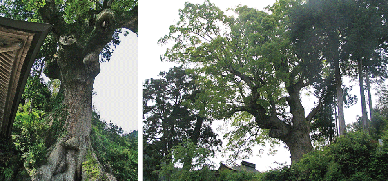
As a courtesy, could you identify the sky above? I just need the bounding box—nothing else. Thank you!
[137,0,287,171]
[93,31,138,133]
[136,0,380,174]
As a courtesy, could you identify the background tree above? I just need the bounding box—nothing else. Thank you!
[290,0,388,133]
[290,0,349,136]
[0,0,137,179]
[159,0,332,164]
[143,66,221,180]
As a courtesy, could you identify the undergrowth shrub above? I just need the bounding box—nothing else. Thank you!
[262,131,388,181]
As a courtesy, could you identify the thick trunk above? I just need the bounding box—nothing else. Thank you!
[258,84,313,164]
[32,7,122,180]
[358,59,368,130]
[35,45,115,180]
[283,127,313,164]
[335,59,346,135]
[285,87,313,164]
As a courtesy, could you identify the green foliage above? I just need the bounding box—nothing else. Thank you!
[0,73,66,179]
[0,0,137,67]
[159,140,216,181]
[21,75,51,111]
[82,150,101,180]
[12,102,49,175]
[143,66,221,180]
[262,131,388,180]
[90,111,138,180]
[0,137,24,181]
[158,0,333,165]
[218,169,260,181]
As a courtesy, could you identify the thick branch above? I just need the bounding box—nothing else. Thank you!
[254,113,290,139]
[228,65,259,89]
[83,9,116,56]
[120,16,138,34]
[117,5,138,34]
[38,1,66,37]
[306,99,322,122]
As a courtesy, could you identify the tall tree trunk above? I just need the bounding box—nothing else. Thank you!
[261,84,313,164]
[358,59,368,130]
[283,126,313,164]
[285,86,313,164]
[335,59,346,135]
[35,41,115,180]
[33,8,123,180]
[365,69,373,120]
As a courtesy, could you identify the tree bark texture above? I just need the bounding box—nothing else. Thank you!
[249,83,315,164]
[365,69,373,120]
[35,42,115,181]
[33,6,128,180]
[358,59,368,130]
[335,59,346,136]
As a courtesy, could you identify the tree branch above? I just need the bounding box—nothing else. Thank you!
[38,0,66,37]
[117,4,138,34]
[228,65,256,89]
[306,99,322,122]
[83,9,117,56]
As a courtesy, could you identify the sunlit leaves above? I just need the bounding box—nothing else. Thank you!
[160,1,298,121]
[12,102,48,175]
[63,0,93,23]
[90,111,138,180]
[159,140,216,181]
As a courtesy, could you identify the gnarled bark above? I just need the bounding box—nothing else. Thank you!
[34,7,125,180]
[35,38,115,181]
[248,82,316,164]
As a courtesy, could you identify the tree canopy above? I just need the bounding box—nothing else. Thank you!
[143,66,221,180]
[159,0,332,164]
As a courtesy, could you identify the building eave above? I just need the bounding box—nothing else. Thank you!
[0,17,51,138]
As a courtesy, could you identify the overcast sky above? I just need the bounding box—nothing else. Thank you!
[93,31,138,133]
[134,0,378,173]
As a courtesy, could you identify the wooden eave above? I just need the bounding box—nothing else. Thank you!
[0,17,51,139]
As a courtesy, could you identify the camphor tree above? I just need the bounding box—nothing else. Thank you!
[159,0,330,164]
[1,0,137,180]
[143,66,221,180]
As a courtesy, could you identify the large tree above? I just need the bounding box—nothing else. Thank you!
[291,0,388,133]
[1,0,137,180]
[159,0,329,164]
[143,66,221,180]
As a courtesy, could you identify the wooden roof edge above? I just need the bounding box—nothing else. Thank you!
[0,17,52,138]
[0,17,52,33]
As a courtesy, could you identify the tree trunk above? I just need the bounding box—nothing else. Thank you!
[34,43,115,180]
[365,69,373,120]
[285,87,313,164]
[335,59,346,135]
[358,59,368,130]
[283,127,313,164]
[262,84,313,164]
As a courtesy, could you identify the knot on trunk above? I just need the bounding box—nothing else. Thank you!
[62,137,80,150]
[96,9,115,32]
[59,35,76,46]
[83,52,100,77]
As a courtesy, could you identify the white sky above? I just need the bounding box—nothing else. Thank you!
[137,0,379,174]
[93,31,138,133]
